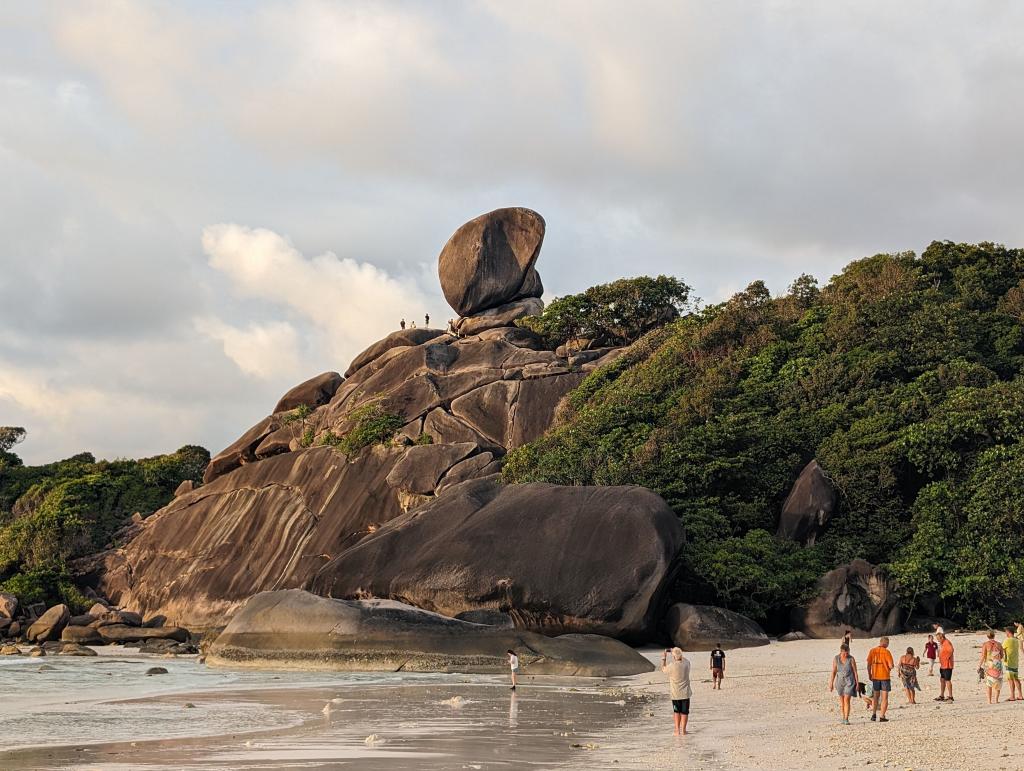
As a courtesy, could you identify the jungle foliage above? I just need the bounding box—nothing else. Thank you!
[0,441,209,609]
[504,242,1024,626]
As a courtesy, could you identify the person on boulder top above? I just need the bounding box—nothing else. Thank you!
[507,649,519,690]
[710,644,726,689]
[400,318,406,330]
[661,647,691,735]
[425,313,430,327]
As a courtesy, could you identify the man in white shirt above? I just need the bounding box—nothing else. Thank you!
[661,646,692,735]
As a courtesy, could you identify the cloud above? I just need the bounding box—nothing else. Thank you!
[200,223,435,375]
[3,1,1024,464]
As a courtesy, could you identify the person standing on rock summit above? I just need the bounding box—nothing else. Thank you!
[661,647,692,735]
[400,318,406,330]
[425,313,430,327]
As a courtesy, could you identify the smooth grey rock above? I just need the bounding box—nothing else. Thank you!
[314,478,684,642]
[385,442,479,495]
[454,297,544,336]
[345,329,448,378]
[26,605,70,643]
[207,590,653,676]
[665,604,769,650]
[777,460,836,545]
[438,208,545,316]
[274,371,343,414]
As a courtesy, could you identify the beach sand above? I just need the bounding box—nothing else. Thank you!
[4,631,1024,769]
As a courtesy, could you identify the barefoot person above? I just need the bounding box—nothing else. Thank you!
[985,646,1005,704]
[936,632,955,702]
[829,642,859,724]
[710,643,726,689]
[898,647,921,704]
[661,647,692,736]
[507,649,519,690]
[1004,628,1022,701]
[924,634,938,676]
[866,636,894,722]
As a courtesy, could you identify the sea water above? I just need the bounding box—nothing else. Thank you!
[0,646,418,752]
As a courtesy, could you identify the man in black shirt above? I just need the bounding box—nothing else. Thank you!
[710,644,726,689]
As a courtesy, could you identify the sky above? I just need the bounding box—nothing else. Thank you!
[2,1,1023,464]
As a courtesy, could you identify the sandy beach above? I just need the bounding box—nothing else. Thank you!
[4,632,1024,770]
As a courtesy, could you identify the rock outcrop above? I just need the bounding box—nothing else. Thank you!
[791,559,904,638]
[80,207,650,640]
[776,460,836,545]
[273,371,343,413]
[438,207,545,317]
[665,603,769,650]
[313,478,684,642]
[94,445,405,629]
[207,589,654,676]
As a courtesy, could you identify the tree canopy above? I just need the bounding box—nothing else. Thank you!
[518,275,691,349]
[505,241,1024,627]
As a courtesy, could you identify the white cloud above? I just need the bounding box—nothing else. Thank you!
[200,223,434,372]
[195,317,303,380]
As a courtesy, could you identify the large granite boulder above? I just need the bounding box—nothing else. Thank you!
[273,371,343,413]
[665,603,769,650]
[207,589,653,676]
[777,460,836,545]
[385,442,479,495]
[438,208,545,316]
[91,446,405,630]
[313,478,684,642]
[96,624,189,644]
[61,625,103,644]
[203,415,279,483]
[25,604,70,643]
[791,559,904,638]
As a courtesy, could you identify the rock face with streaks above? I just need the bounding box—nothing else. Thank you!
[83,208,667,641]
[792,559,904,638]
[207,590,654,676]
[313,478,685,642]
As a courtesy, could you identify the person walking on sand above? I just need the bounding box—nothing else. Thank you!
[829,642,859,724]
[1004,628,1022,701]
[866,636,894,722]
[978,630,1001,686]
[898,647,921,704]
[710,644,726,689]
[924,634,938,676]
[843,629,854,648]
[985,646,1005,704]
[507,649,519,690]
[661,647,692,736]
[936,632,955,702]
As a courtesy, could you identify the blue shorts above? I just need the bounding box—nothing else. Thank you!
[871,679,891,692]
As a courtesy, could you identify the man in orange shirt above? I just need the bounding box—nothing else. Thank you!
[866,636,895,721]
[936,632,955,702]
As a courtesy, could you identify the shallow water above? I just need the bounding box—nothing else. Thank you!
[0,647,653,769]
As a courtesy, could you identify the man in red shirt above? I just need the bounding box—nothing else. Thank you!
[866,636,895,722]
[936,632,955,701]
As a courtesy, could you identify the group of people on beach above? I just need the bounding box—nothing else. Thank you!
[829,624,1024,724]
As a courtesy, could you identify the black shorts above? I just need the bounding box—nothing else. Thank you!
[940,667,953,681]
[672,699,690,715]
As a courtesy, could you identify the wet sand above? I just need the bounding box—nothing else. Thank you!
[6,632,1024,769]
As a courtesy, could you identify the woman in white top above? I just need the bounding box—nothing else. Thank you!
[507,649,519,690]
[661,647,692,735]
